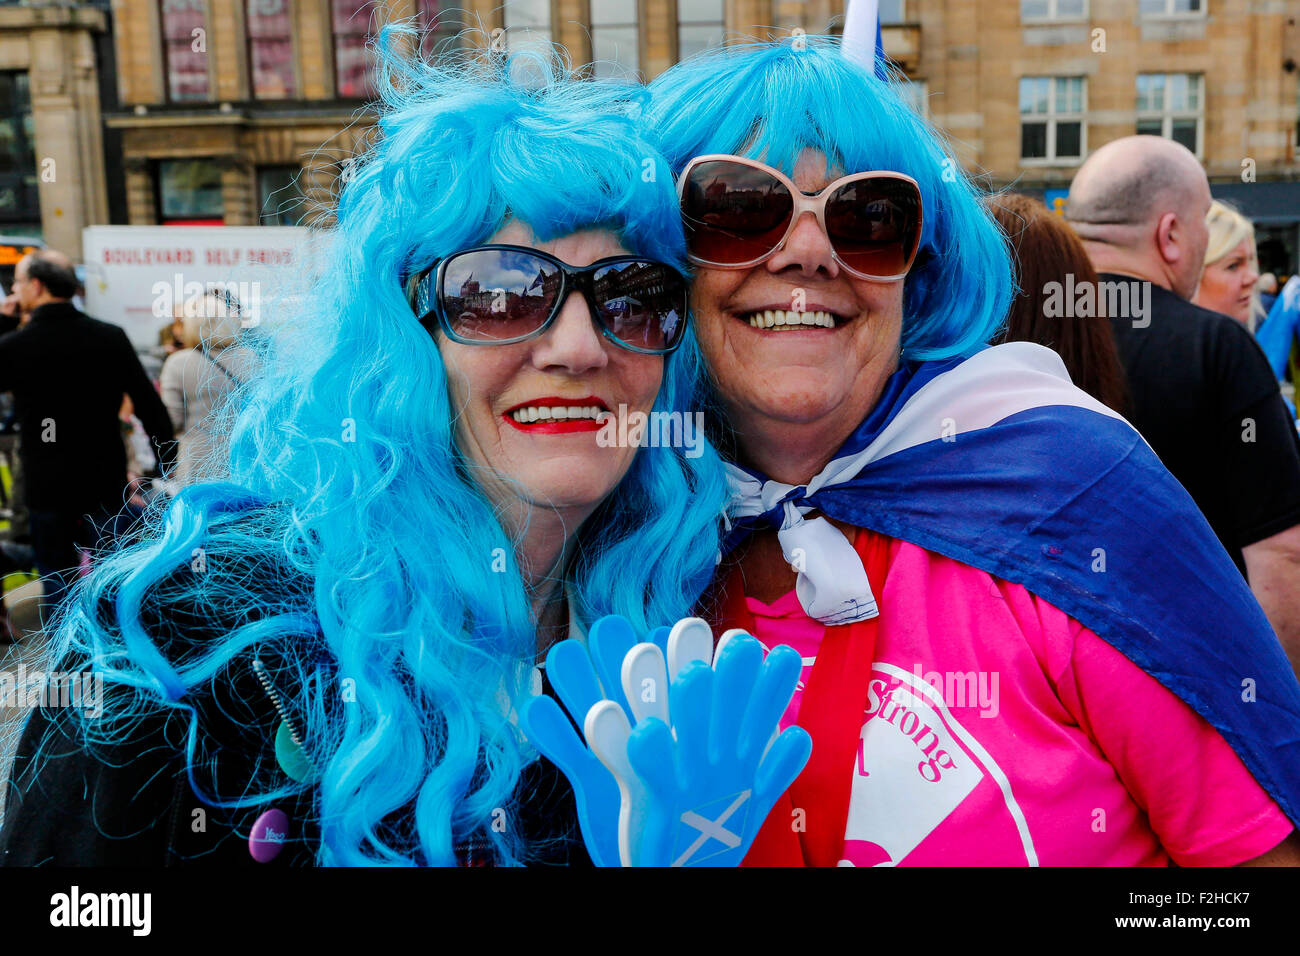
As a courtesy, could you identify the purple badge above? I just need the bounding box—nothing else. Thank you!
[249,808,289,863]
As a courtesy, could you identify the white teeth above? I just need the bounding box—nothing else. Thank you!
[510,404,605,424]
[745,310,837,330]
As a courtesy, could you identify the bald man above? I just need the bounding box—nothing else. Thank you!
[1068,136,1300,681]
[0,249,175,624]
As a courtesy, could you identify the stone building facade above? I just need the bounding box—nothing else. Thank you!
[0,1,110,259]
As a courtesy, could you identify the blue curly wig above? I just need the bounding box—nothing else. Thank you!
[22,28,728,866]
[645,36,1013,359]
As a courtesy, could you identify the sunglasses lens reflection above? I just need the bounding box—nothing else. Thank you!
[825,178,922,278]
[682,161,794,266]
[440,249,562,342]
[592,261,687,352]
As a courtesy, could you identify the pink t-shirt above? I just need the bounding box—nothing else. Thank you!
[745,534,1294,866]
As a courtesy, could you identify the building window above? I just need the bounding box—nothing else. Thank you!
[677,0,723,62]
[158,159,223,224]
[1021,0,1086,21]
[1137,73,1202,156]
[248,0,296,99]
[161,0,210,101]
[332,0,375,99]
[257,165,304,225]
[591,0,639,77]
[879,0,905,23]
[1139,0,1203,15]
[0,72,38,230]
[1020,76,1085,162]
[504,0,553,58]
[900,79,928,120]
[418,0,464,60]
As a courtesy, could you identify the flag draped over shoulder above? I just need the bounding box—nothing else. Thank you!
[723,341,1300,828]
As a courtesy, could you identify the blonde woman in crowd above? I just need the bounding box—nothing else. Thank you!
[1195,200,1264,330]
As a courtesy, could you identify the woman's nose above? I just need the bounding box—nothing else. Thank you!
[530,291,609,374]
[766,211,839,278]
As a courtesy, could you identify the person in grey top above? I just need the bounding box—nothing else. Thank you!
[158,290,258,486]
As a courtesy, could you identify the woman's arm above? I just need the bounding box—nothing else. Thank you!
[1238,829,1300,866]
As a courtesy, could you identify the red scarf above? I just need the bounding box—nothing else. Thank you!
[707,528,890,867]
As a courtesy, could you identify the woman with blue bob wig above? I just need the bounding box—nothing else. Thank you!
[0,30,750,867]
[645,36,1300,866]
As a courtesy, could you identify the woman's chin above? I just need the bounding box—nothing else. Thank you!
[735,391,856,430]
[518,470,620,514]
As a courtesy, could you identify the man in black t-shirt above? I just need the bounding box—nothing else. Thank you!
[1067,135,1300,680]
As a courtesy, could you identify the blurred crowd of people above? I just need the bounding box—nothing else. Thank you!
[0,253,249,639]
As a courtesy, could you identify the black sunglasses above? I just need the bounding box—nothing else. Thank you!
[406,244,689,354]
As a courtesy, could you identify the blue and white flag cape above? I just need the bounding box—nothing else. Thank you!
[723,341,1300,828]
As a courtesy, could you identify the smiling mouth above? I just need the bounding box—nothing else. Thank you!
[740,309,843,331]
[503,397,610,434]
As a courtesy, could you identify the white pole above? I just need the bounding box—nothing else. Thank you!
[842,0,880,71]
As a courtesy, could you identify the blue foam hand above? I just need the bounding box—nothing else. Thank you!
[521,615,810,867]
[518,637,627,867]
[517,695,622,866]
[587,615,638,717]
[620,635,811,866]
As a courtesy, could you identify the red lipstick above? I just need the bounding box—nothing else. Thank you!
[502,396,610,434]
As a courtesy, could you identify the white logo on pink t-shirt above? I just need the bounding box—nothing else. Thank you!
[841,663,1037,866]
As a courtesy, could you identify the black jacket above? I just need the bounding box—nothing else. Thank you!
[0,652,591,867]
[0,301,176,512]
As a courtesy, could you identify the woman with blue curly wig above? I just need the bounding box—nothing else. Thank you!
[0,33,729,867]
[647,36,1300,866]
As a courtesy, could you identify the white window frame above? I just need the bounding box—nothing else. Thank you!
[1020,0,1089,24]
[1019,76,1087,166]
[591,0,640,78]
[676,0,724,63]
[503,0,554,57]
[1138,0,1207,19]
[1136,72,1204,159]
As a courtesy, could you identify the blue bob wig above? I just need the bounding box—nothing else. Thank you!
[645,36,1013,359]
[21,28,728,866]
